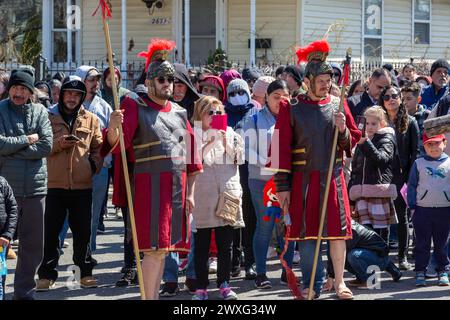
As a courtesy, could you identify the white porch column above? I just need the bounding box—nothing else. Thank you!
[172,0,183,62]
[121,0,127,72]
[42,0,51,65]
[67,0,73,67]
[184,0,190,67]
[250,0,256,66]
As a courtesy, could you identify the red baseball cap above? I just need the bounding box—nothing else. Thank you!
[423,133,446,145]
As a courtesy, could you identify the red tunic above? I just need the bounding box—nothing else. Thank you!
[102,95,202,252]
[268,95,361,240]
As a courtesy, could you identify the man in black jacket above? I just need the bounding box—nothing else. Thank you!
[326,220,402,289]
[347,68,391,120]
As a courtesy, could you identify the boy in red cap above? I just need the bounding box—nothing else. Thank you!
[407,133,450,287]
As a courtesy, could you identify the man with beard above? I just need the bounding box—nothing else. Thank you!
[171,63,200,123]
[268,40,361,299]
[104,39,203,300]
[74,66,113,254]
[0,68,53,300]
[36,76,103,291]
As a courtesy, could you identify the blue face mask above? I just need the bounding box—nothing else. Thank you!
[229,94,249,106]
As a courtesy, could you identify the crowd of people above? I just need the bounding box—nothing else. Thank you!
[0,38,449,301]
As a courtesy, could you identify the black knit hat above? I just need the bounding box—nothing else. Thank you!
[7,70,35,94]
[430,59,450,76]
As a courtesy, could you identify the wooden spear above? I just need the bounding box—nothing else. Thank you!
[93,0,146,300]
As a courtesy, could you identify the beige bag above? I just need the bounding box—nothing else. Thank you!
[215,191,240,224]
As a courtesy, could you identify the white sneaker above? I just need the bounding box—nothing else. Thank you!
[208,257,217,274]
[266,246,278,259]
[293,251,301,265]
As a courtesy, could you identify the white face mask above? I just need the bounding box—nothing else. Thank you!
[229,94,249,106]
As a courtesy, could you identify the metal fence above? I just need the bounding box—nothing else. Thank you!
[0,58,433,90]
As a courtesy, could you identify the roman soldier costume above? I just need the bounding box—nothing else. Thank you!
[104,39,202,252]
[268,40,361,241]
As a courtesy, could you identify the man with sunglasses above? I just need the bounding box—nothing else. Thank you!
[103,39,203,299]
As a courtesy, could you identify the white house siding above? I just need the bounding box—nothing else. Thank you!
[81,0,173,64]
[302,0,363,61]
[227,0,298,64]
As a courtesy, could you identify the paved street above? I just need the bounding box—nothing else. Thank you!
[4,204,450,301]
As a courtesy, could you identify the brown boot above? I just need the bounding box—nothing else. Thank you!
[80,276,98,288]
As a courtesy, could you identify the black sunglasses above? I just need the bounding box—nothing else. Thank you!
[208,110,223,116]
[228,90,246,98]
[156,76,175,84]
[382,93,399,101]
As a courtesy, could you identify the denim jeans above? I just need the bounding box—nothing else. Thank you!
[90,167,109,252]
[346,248,390,282]
[250,179,292,275]
[59,215,69,245]
[298,240,326,294]
[163,231,196,282]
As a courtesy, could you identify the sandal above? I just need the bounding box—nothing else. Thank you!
[336,286,354,300]
[301,288,318,300]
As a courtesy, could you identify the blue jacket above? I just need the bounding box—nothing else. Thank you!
[0,99,53,197]
[420,84,448,110]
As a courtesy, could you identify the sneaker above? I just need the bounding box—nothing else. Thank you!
[231,266,242,278]
[36,279,55,292]
[62,241,70,249]
[80,276,98,288]
[255,274,272,289]
[116,268,138,287]
[437,272,450,286]
[245,266,257,280]
[7,247,17,259]
[178,258,188,274]
[192,289,208,300]
[266,246,278,259]
[398,258,411,271]
[293,251,301,265]
[415,272,426,287]
[11,240,19,248]
[184,278,197,294]
[208,257,217,274]
[386,261,402,282]
[218,282,238,300]
[159,282,179,297]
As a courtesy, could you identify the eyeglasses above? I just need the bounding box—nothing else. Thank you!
[208,110,223,116]
[156,76,175,84]
[382,93,399,101]
[228,90,246,98]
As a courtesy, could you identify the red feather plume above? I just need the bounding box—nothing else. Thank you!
[138,38,176,72]
[296,39,330,64]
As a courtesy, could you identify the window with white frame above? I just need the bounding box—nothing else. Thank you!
[51,0,80,64]
[363,0,383,62]
[413,0,431,45]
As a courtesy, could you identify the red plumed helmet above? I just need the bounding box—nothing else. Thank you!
[296,39,330,64]
[138,38,176,72]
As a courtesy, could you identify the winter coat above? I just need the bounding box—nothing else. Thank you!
[225,101,258,130]
[348,127,397,201]
[0,99,53,197]
[347,91,377,120]
[47,105,103,190]
[192,127,245,229]
[0,176,18,241]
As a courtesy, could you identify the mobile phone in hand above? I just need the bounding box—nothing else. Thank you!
[356,116,366,137]
[210,114,228,131]
[65,135,81,142]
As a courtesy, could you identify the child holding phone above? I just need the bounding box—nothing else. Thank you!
[348,106,398,242]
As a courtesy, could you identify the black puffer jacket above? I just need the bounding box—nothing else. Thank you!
[348,127,397,201]
[392,115,420,185]
[0,176,18,241]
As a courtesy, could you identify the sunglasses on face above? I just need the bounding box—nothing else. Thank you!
[208,110,223,116]
[382,93,399,101]
[156,76,175,84]
[228,90,246,98]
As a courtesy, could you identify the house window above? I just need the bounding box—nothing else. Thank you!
[363,0,383,62]
[51,0,80,64]
[413,0,431,45]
